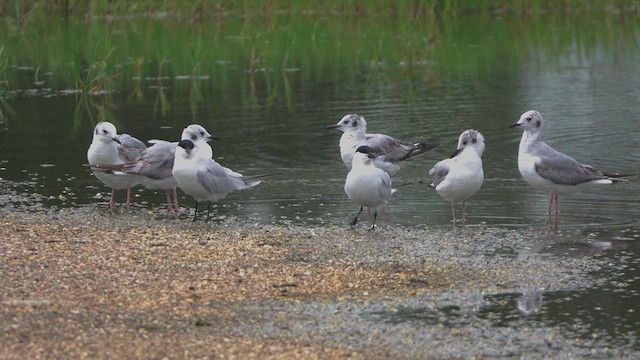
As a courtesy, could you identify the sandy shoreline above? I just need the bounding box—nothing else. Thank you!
[0,203,635,359]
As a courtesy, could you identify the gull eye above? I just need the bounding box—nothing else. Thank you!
[102,129,108,134]
[526,117,532,122]
[462,141,468,145]
[200,131,205,136]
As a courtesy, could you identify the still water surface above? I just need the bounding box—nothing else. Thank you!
[1,12,640,354]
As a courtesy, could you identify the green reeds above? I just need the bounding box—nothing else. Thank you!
[0,0,639,124]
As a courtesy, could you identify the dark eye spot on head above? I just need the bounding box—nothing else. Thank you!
[352,120,358,127]
[472,138,477,143]
[200,131,204,136]
[95,129,99,135]
[191,135,197,141]
[526,117,532,122]
[462,141,467,145]
[536,120,541,128]
[102,129,108,134]
[178,139,195,150]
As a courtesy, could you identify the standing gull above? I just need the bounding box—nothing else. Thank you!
[510,110,625,225]
[87,122,146,211]
[91,124,217,217]
[328,114,439,175]
[428,130,485,225]
[344,145,394,230]
[172,139,266,222]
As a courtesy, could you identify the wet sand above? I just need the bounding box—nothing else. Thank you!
[0,195,635,359]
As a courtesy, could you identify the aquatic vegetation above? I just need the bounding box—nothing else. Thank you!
[0,0,638,123]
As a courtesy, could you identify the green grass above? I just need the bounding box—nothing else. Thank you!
[0,0,638,124]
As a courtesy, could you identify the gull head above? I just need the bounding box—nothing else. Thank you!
[182,124,219,144]
[457,129,485,156]
[509,110,544,132]
[93,122,121,144]
[352,145,377,165]
[327,114,367,134]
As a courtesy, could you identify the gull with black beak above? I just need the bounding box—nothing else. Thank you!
[90,124,218,217]
[510,110,626,225]
[328,114,439,175]
[87,121,146,210]
[172,139,269,222]
[344,145,394,230]
[428,129,485,225]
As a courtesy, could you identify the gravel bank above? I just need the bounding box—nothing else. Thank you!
[0,189,636,358]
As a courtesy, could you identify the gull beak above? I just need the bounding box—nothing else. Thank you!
[326,124,340,130]
[508,122,522,128]
[112,137,122,144]
[208,135,220,141]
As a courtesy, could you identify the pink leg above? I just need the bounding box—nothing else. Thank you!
[172,188,180,213]
[450,201,456,225]
[109,188,116,209]
[554,194,559,226]
[125,184,132,212]
[461,200,467,225]
[547,193,554,224]
[165,189,173,213]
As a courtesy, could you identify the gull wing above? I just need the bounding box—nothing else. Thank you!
[377,173,393,201]
[122,141,176,180]
[428,158,451,188]
[196,159,260,200]
[365,133,437,163]
[532,142,606,185]
[117,133,147,161]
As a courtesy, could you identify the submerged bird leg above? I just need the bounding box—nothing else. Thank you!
[461,200,467,225]
[349,206,364,226]
[206,201,212,222]
[369,209,378,231]
[192,200,199,222]
[450,201,457,225]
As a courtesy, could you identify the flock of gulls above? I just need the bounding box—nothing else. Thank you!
[87,110,626,229]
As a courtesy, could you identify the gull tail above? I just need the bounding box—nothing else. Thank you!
[404,141,440,161]
[393,181,416,188]
[602,171,637,181]
[85,163,125,174]
[417,179,436,189]
[585,165,636,183]
[240,172,283,186]
[390,181,415,194]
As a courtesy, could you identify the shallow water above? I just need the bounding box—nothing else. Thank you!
[1,9,640,355]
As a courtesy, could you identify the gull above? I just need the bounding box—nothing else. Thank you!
[344,145,394,230]
[90,125,217,217]
[510,110,626,225]
[328,114,439,175]
[87,122,146,211]
[428,130,485,225]
[172,139,267,222]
